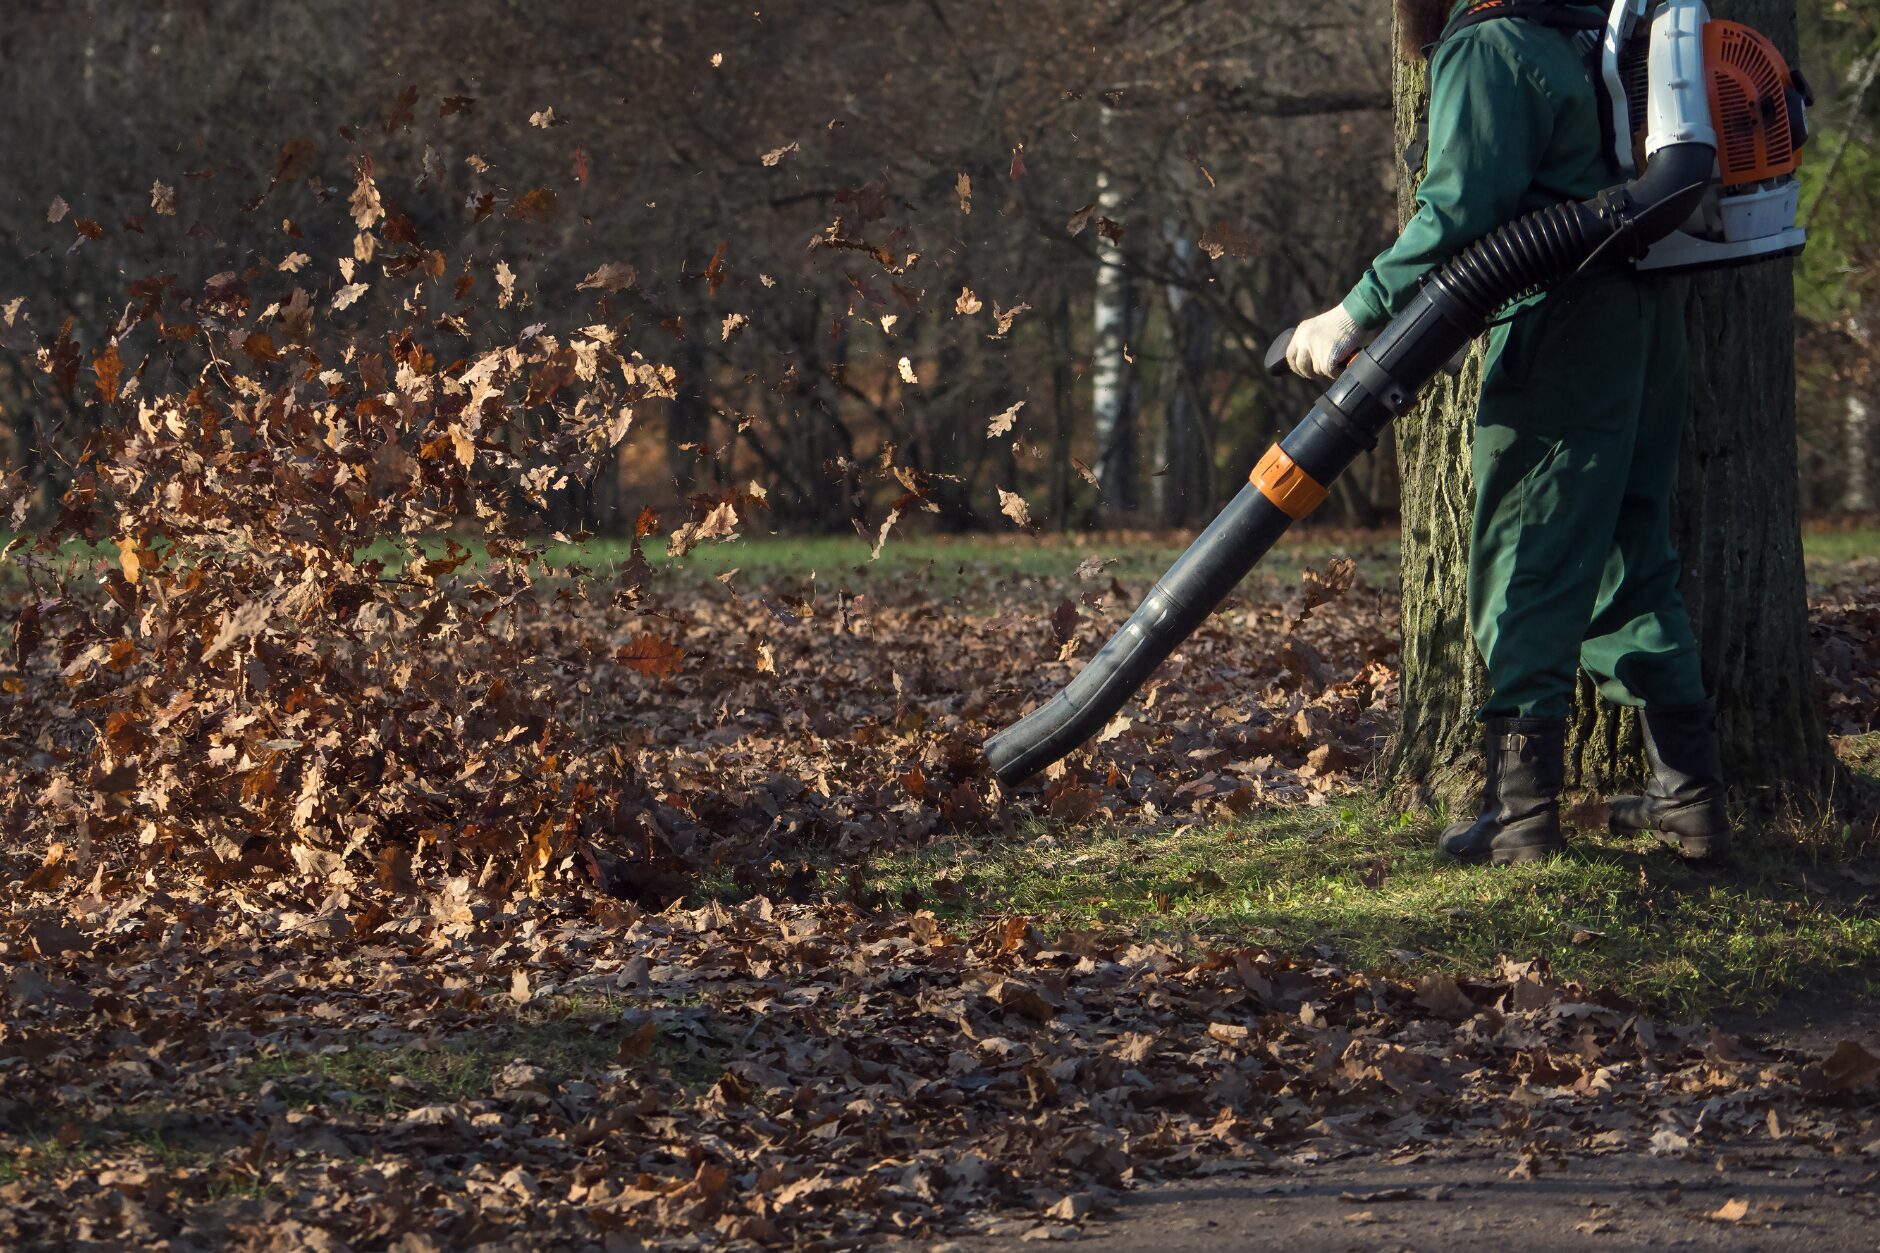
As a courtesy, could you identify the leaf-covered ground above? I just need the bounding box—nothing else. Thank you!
[4,533,1878,1249]
[5,885,1878,1250]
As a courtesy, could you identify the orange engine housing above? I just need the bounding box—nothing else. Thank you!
[1704,21,1802,186]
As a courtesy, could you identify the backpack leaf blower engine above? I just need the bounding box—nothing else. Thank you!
[983,0,1810,787]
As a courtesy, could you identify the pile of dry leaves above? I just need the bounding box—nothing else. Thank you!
[6,528,1399,908]
[3,882,1876,1248]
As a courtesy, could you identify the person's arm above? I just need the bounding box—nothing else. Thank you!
[1340,34,1559,332]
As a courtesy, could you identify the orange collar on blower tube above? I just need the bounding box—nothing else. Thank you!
[1251,445,1330,520]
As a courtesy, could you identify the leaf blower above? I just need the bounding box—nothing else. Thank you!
[983,0,1811,787]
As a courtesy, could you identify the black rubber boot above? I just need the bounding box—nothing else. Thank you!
[1439,718,1567,865]
[1608,700,1731,860]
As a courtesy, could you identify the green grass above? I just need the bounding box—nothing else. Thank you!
[0,1112,268,1192]
[1803,525,1880,573]
[236,991,725,1116]
[864,750,1880,1019]
[8,525,1867,600]
[0,992,729,1185]
[552,528,1401,599]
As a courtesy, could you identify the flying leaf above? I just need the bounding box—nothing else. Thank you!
[150,181,176,216]
[92,343,123,404]
[997,487,1032,528]
[578,262,637,292]
[898,357,919,386]
[1199,219,1255,261]
[987,401,1024,439]
[991,302,1032,339]
[955,288,983,317]
[350,160,384,230]
[46,196,70,223]
[761,141,800,167]
[956,172,972,214]
[506,188,558,222]
[1050,598,1078,644]
[617,633,686,679]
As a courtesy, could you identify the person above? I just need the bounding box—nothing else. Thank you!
[1285,0,1730,865]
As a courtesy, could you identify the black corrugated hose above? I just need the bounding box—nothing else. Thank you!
[982,144,1716,787]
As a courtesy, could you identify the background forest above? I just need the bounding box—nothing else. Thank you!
[4,0,1870,540]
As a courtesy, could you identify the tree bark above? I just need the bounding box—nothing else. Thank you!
[1388,0,1835,812]
[1387,39,1492,806]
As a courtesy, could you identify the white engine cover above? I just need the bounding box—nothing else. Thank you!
[1604,0,1809,273]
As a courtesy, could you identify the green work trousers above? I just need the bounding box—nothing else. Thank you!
[1469,272,1710,719]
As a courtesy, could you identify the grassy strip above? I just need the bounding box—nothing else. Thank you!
[0,991,726,1184]
[865,736,1880,1019]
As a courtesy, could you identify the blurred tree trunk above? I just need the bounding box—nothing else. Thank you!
[667,335,709,498]
[1388,0,1834,812]
[1847,395,1874,514]
[1846,319,1873,514]
[1159,235,1215,528]
[1049,284,1078,528]
[1091,159,1140,518]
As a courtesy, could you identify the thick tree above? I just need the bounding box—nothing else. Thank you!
[1386,0,1835,811]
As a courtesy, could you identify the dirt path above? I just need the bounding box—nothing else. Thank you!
[962,1148,1878,1251]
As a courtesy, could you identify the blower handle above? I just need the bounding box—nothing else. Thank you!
[1264,327,1294,377]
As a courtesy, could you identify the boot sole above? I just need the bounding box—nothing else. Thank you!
[1609,817,1728,861]
[1441,837,1565,866]
[1492,840,1565,866]
[1652,830,1728,861]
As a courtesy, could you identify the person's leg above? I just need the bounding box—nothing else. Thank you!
[1579,281,1730,858]
[1577,282,1708,710]
[1469,278,1645,719]
[1444,276,1644,863]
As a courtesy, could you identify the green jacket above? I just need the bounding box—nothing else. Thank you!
[1341,2,1615,330]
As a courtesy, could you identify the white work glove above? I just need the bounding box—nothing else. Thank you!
[1286,305,1370,381]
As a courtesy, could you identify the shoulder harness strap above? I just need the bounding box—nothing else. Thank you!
[1406,1,1619,177]
[1433,0,1607,51]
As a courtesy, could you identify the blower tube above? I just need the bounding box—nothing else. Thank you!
[982,143,1716,787]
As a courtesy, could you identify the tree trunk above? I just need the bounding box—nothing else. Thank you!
[1846,319,1874,514]
[1091,160,1141,518]
[1159,234,1216,528]
[1846,395,1874,515]
[667,335,710,499]
[1049,284,1078,528]
[1388,0,1834,812]
[1387,38,1492,806]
